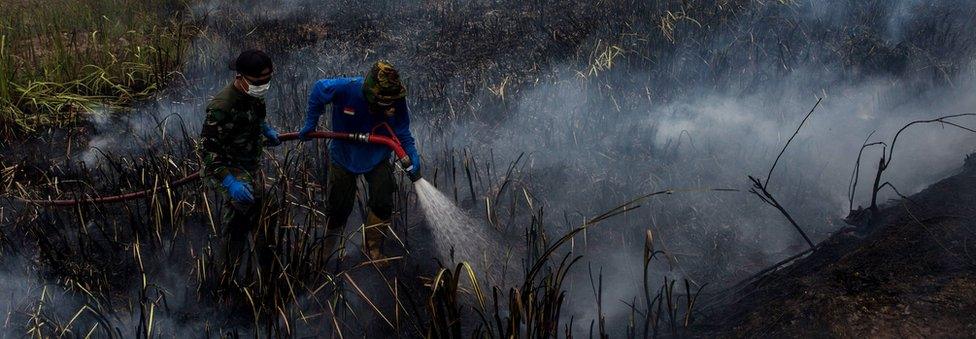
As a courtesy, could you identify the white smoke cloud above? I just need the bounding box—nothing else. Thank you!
[11,0,976,336]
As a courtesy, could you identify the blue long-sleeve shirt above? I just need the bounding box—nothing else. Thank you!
[305,77,420,174]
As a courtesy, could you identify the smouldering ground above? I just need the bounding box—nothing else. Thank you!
[2,0,976,337]
[699,155,976,337]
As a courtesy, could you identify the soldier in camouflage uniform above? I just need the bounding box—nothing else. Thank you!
[199,50,282,280]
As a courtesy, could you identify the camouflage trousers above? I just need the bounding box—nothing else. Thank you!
[209,169,273,285]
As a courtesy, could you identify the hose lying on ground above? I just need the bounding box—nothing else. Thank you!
[9,131,409,207]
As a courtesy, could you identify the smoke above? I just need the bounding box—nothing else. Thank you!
[10,0,976,335]
[418,1,976,331]
[0,259,40,334]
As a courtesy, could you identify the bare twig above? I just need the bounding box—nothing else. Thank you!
[748,175,815,248]
[749,98,823,249]
[765,97,822,187]
[864,113,976,210]
[847,131,885,211]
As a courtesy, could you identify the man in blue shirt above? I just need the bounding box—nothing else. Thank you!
[298,61,421,264]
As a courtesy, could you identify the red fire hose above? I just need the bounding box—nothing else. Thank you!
[11,131,411,207]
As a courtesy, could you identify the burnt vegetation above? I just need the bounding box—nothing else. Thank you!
[2,0,976,337]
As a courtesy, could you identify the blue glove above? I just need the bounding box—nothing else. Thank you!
[262,123,281,147]
[298,115,318,141]
[408,151,421,175]
[221,174,254,203]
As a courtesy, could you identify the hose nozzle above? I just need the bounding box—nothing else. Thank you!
[396,156,422,182]
[407,170,422,182]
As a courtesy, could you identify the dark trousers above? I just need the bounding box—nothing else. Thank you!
[325,160,396,230]
[212,170,272,285]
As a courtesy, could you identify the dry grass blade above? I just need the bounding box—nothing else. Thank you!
[342,272,395,330]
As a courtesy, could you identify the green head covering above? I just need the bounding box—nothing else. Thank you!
[363,60,406,104]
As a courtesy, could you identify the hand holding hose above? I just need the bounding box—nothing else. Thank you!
[298,115,319,141]
[262,123,281,147]
[397,153,422,182]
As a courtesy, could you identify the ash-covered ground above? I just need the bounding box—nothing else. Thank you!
[2,0,976,337]
[697,154,976,337]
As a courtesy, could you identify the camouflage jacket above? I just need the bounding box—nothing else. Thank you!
[199,82,268,179]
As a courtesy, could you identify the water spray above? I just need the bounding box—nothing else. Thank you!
[11,130,418,206]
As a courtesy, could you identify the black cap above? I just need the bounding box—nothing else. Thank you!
[230,49,273,77]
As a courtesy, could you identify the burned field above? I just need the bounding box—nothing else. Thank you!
[700,155,976,337]
[2,0,976,337]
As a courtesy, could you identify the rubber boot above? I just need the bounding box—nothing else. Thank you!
[319,218,346,264]
[363,212,390,267]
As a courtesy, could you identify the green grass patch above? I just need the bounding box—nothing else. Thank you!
[0,0,195,138]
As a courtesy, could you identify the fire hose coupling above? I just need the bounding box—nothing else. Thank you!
[352,133,370,143]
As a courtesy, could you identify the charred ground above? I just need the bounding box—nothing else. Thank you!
[2,0,976,337]
[699,154,976,337]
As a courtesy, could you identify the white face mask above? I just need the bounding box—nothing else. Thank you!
[246,81,271,98]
